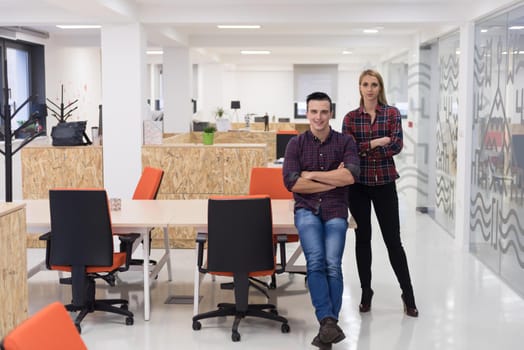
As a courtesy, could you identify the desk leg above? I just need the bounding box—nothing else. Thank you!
[143,231,151,321]
[28,260,46,278]
[193,242,200,316]
[164,226,172,281]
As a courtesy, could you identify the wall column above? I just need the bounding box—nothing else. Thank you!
[163,47,192,133]
[101,23,146,198]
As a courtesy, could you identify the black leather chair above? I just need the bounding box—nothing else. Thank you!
[192,195,290,342]
[39,189,140,333]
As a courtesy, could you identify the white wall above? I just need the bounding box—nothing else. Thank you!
[196,64,361,132]
[44,42,102,134]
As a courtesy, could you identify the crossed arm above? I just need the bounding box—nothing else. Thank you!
[291,163,355,194]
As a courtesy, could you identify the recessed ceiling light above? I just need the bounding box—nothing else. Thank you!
[240,50,271,55]
[480,29,488,33]
[146,50,163,55]
[56,25,101,29]
[342,50,353,55]
[217,25,261,29]
[509,25,524,30]
[363,29,379,34]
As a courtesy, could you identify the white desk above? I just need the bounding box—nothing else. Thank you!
[24,199,297,321]
[24,199,174,321]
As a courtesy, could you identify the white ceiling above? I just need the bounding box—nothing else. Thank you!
[0,0,519,66]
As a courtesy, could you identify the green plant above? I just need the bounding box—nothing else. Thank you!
[203,126,216,133]
[214,107,225,118]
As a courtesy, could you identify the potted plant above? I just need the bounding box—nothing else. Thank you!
[202,125,216,145]
[214,107,231,131]
[215,107,225,119]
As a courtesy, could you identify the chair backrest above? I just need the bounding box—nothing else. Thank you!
[1,302,88,350]
[276,130,298,159]
[207,196,274,273]
[48,189,113,267]
[132,167,164,200]
[249,167,292,199]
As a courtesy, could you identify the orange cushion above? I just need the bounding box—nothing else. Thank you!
[132,167,163,200]
[2,302,87,350]
[51,252,127,273]
[210,269,275,278]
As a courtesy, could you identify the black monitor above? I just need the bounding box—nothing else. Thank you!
[276,132,298,159]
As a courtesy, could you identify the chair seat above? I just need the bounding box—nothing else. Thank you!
[51,252,127,273]
[210,268,275,278]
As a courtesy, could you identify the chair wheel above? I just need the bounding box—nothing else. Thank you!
[269,281,277,289]
[125,317,134,325]
[281,323,290,333]
[192,321,201,330]
[75,323,81,334]
[232,331,241,342]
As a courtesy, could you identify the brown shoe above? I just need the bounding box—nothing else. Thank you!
[319,317,346,344]
[311,334,332,349]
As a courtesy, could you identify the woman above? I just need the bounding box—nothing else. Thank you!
[342,69,418,317]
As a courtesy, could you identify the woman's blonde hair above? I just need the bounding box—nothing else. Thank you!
[359,69,388,106]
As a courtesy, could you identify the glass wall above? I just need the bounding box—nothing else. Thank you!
[435,32,460,235]
[471,5,524,296]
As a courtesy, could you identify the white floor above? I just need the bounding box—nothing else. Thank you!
[27,209,524,350]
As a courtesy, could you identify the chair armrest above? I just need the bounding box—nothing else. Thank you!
[116,233,141,268]
[39,232,52,269]
[196,232,208,273]
[275,234,287,274]
[39,232,51,241]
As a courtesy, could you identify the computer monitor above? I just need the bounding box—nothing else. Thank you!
[276,132,298,159]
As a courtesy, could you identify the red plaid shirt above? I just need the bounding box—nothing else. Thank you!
[282,129,360,221]
[341,104,403,186]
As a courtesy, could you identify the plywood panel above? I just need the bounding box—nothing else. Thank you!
[21,145,103,199]
[144,145,266,247]
[0,204,28,337]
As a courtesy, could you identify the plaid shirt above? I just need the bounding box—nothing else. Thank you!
[282,128,360,221]
[341,104,403,186]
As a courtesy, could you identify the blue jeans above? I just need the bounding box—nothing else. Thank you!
[295,208,348,322]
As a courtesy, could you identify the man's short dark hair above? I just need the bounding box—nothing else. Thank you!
[306,92,332,112]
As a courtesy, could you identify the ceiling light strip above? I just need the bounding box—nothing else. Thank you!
[217,25,261,29]
[240,50,271,55]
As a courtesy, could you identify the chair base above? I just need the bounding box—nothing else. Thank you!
[192,302,290,342]
[66,298,134,333]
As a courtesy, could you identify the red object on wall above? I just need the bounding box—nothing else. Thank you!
[408,121,413,128]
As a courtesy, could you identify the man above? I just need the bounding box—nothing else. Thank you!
[283,92,359,349]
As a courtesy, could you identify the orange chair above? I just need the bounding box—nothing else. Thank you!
[248,167,305,288]
[192,195,289,342]
[40,189,138,333]
[125,166,164,266]
[132,166,164,200]
[1,302,87,350]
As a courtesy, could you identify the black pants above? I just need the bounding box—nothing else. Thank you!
[348,182,414,296]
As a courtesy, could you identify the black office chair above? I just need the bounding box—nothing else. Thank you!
[192,195,290,342]
[39,189,140,333]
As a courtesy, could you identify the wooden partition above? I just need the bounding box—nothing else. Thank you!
[0,203,27,338]
[21,144,104,199]
[142,143,267,247]
[164,130,277,162]
[21,143,104,248]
